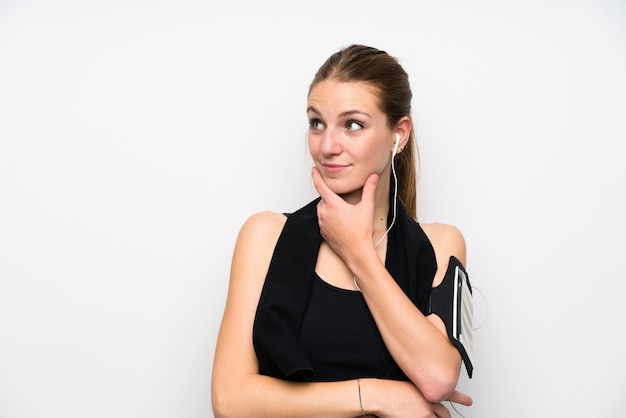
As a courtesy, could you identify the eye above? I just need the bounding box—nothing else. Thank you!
[309,118,324,131]
[345,120,364,131]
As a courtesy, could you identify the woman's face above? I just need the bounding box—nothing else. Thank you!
[307,79,394,197]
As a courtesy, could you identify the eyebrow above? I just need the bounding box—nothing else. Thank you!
[306,106,372,119]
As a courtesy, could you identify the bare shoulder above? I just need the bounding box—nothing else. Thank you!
[420,222,467,286]
[420,222,466,260]
[233,211,287,274]
[237,210,287,245]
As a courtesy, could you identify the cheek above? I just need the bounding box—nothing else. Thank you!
[364,143,392,167]
[308,135,326,161]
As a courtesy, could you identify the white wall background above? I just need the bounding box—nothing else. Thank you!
[1,0,625,417]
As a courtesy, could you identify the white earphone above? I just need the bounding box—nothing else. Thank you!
[392,133,401,157]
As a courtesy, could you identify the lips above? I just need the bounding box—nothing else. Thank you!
[321,163,349,174]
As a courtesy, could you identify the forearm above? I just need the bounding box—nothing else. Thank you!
[212,374,366,418]
[350,248,461,402]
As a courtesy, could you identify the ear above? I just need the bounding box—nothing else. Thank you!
[394,116,412,150]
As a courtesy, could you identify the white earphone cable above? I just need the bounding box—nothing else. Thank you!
[354,148,399,291]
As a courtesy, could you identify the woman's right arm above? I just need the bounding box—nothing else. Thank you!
[211,211,361,418]
[211,212,468,418]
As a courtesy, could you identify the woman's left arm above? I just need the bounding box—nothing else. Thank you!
[313,169,465,404]
[353,224,465,404]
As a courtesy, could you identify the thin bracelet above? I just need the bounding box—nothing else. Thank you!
[357,378,365,416]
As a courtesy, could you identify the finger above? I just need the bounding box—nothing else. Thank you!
[433,403,451,418]
[359,173,378,206]
[446,390,473,407]
[311,166,337,203]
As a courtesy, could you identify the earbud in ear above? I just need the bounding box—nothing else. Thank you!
[392,133,401,157]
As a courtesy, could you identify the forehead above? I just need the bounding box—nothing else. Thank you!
[307,80,382,113]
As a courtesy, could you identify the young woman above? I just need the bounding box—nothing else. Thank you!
[212,44,473,418]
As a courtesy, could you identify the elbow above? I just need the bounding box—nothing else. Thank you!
[415,362,461,404]
[211,389,228,418]
[421,378,457,404]
[212,384,239,418]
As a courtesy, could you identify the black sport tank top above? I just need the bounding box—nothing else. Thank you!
[253,197,436,381]
[298,273,386,381]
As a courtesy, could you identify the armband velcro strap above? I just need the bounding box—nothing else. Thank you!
[429,256,474,378]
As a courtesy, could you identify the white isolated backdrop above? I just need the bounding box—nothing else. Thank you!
[1,0,625,417]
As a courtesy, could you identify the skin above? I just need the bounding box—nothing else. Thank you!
[211,79,472,418]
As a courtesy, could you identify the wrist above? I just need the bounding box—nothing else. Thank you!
[346,244,380,277]
[350,253,387,292]
[358,378,381,417]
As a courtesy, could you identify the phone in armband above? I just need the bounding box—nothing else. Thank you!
[428,255,474,378]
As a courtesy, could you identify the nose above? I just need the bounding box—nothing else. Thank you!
[320,128,342,156]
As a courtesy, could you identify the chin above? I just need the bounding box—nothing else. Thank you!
[318,171,367,197]
[327,182,363,198]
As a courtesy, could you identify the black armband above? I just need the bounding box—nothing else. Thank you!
[429,256,474,378]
